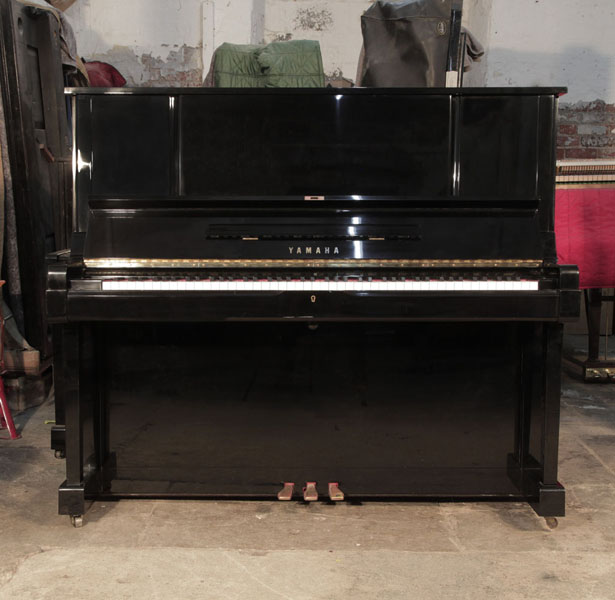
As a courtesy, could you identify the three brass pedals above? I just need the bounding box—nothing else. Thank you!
[277,482,344,502]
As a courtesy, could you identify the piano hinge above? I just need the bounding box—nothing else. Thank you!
[83,258,543,269]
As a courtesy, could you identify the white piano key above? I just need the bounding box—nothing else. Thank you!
[99,277,542,293]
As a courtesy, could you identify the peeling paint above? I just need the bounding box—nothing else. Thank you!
[271,32,293,42]
[293,7,333,32]
[69,0,370,90]
[140,45,203,86]
[86,44,203,87]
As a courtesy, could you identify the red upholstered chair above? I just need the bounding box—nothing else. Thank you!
[556,187,615,380]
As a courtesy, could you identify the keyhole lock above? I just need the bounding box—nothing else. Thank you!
[310,295,316,303]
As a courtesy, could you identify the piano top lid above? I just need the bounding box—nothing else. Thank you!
[64,86,568,97]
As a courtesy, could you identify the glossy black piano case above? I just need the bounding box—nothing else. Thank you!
[48,88,579,526]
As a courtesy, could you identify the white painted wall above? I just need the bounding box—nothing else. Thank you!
[63,0,614,102]
[64,0,258,85]
[460,0,492,87]
[484,0,615,103]
[265,0,371,81]
[61,0,497,86]
[64,0,372,84]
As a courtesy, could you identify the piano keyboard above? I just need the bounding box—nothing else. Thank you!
[556,159,615,185]
[101,278,539,292]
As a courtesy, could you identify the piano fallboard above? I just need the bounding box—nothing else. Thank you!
[82,211,547,264]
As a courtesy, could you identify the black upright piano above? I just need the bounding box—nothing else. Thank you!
[47,87,580,527]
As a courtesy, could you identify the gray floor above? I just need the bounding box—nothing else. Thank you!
[1,335,615,600]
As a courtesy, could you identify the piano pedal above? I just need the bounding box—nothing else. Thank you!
[303,482,319,502]
[277,482,295,501]
[328,482,344,502]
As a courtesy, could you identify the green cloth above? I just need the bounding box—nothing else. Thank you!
[212,40,325,88]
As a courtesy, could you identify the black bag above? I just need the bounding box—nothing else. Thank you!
[357,0,457,87]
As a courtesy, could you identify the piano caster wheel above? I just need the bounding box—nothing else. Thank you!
[71,515,83,528]
[54,449,65,459]
[545,517,558,530]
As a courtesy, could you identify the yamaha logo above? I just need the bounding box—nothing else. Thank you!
[288,246,340,255]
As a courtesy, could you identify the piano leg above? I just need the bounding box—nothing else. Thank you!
[564,289,615,381]
[586,288,602,362]
[530,323,565,519]
[57,323,100,526]
[51,325,66,459]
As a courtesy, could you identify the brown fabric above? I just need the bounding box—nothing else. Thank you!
[84,61,126,87]
[355,4,485,85]
[461,26,484,71]
[0,93,25,334]
[357,0,453,87]
[16,0,89,83]
[45,0,77,11]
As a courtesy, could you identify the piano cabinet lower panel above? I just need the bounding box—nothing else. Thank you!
[54,321,563,518]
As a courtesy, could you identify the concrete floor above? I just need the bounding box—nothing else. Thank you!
[1,334,615,599]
